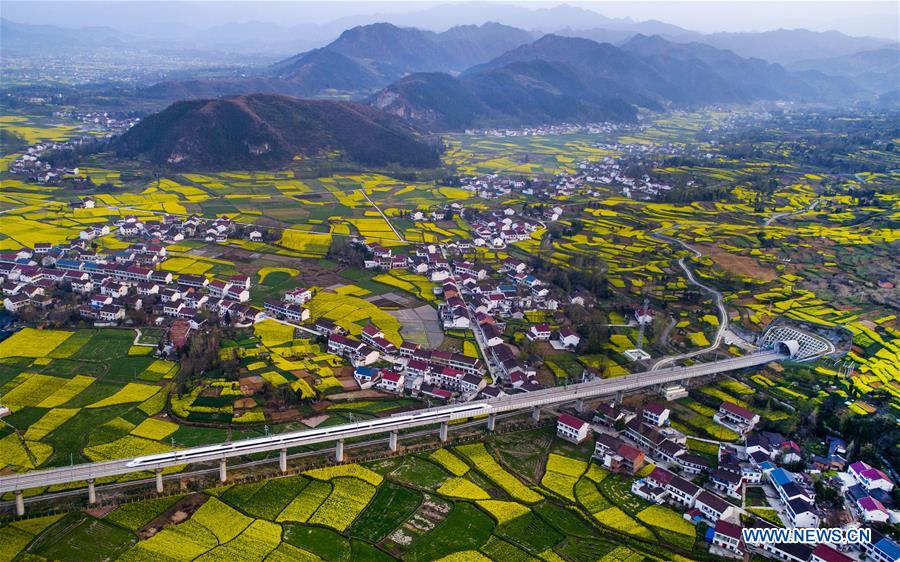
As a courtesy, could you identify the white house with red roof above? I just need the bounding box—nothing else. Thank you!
[856,496,890,523]
[848,460,894,492]
[647,466,675,489]
[527,323,551,341]
[711,519,743,555]
[556,414,590,443]
[284,287,313,305]
[361,324,384,346]
[713,401,760,435]
[553,327,581,349]
[230,274,251,290]
[641,402,670,426]
[376,371,405,393]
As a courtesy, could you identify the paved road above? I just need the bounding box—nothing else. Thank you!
[650,230,729,370]
[361,190,406,243]
[435,243,502,381]
[265,316,323,338]
[764,199,820,227]
[0,349,785,495]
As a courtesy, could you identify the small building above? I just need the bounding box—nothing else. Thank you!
[695,490,737,523]
[556,414,590,444]
[377,371,405,393]
[711,468,744,499]
[849,460,894,492]
[713,401,760,435]
[642,402,670,426]
[459,373,485,395]
[856,496,890,523]
[784,498,819,528]
[554,327,580,349]
[666,476,701,507]
[711,519,743,555]
[864,534,900,562]
[607,443,644,475]
[527,323,551,341]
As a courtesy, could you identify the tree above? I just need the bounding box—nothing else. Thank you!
[814,480,840,507]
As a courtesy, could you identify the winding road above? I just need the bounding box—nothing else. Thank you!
[650,229,729,371]
[764,198,820,227]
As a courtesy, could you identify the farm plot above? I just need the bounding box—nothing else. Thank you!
[540,453,588,501]
[456,443,543,503]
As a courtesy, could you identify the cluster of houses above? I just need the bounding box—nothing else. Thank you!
[455,171,586,202]
[553,398,899,562]
[0,233,266,330]
[330,241,589,398]
[110,212,239,245]
[52,109,139,131]
[356,236,576,350]
[576,155,677,200]
[838,460,897,525]
[325,320,498,401]
[8,154,91,186]
[462,122,626,138]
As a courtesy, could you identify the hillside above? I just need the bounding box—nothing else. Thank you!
[369,61,638,131]
[787,46,900,94]
[370,33,865,130]
[115,94,441,170]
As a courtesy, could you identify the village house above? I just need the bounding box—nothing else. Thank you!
[711,519,743,555]
[666,476,701,507]
[552,327,581,349]
[641,402,670,427]
[713,401,760,435]
[556,414,590,444]
[848,460,894,492]
[527,323,551,341]
[694,490,737,523]
[376,371,405,393]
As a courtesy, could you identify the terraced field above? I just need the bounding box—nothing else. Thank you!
[0,429,706,561]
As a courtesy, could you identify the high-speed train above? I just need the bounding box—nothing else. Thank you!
[125,402,491,468]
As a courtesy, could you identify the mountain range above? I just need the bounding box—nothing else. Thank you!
[367,33,863,130]
[135,20,888,121]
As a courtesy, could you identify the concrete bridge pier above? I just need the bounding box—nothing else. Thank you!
[486,413,496,431]
[532,406,541,422]
[614,390,623,405]
[87,479,96,504]
[335,439,345,462]
[439,421,449,442]
[389,431,398,452]
[575,398,585,412]
[219,459,227,483]
[15,491,24,516]
[156,469,164,494]
[279,448,288,473]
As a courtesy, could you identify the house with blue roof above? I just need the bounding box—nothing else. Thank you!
[865,533,900,562]
[55,259,83,271]
[769,467,794,487]
[353,366,381,389]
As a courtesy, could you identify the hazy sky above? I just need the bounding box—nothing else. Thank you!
[3,1,898,38]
